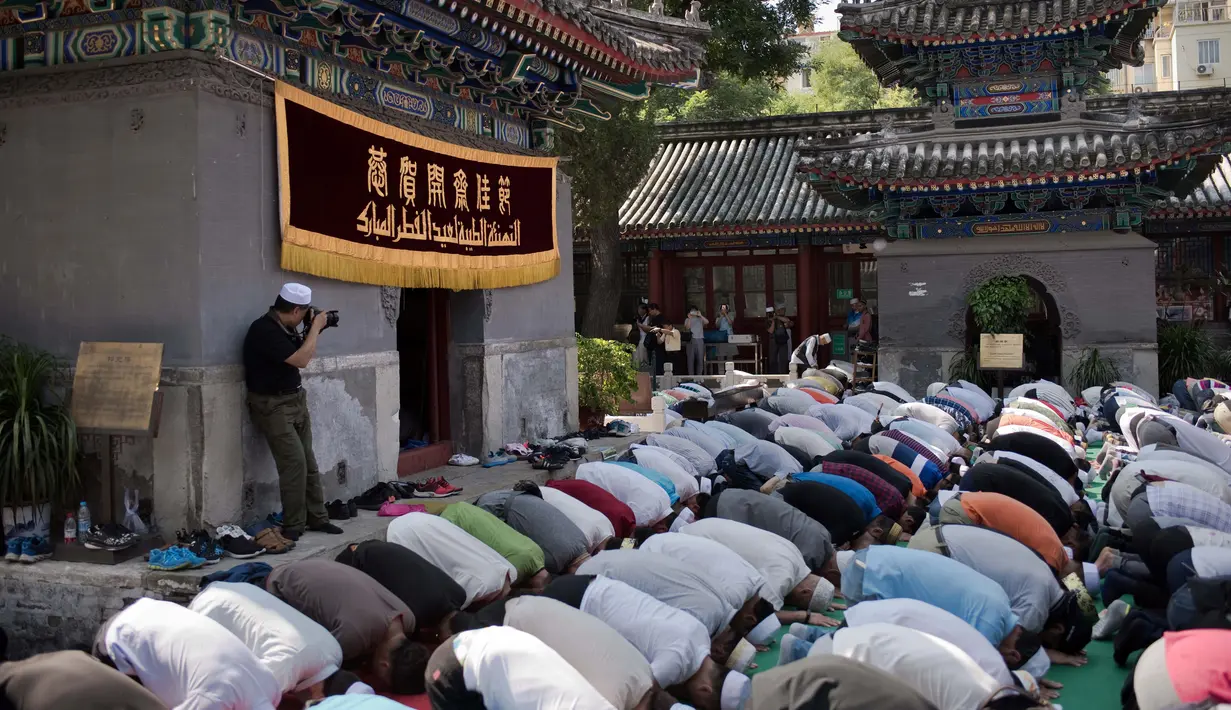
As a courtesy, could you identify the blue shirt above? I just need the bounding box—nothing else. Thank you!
[791,472,882,520]
[848,546,1020,645]
[614,462,679,505]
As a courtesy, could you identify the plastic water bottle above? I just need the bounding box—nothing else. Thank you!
[63,513,77,544]
[77,501,91,538]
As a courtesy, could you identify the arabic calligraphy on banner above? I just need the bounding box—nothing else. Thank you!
[275,82,559,290]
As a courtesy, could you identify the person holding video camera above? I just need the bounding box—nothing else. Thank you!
[243,283,343,540]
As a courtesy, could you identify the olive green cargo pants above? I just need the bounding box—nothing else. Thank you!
[247,389,328,532]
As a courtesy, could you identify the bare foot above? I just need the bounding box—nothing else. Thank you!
[1096,547,1119,575]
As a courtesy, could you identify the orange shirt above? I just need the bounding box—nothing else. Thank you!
[959,491,1068,573]
[997,414,1074,444]
[874,455,927,498]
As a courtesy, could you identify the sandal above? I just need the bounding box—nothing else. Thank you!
[255,527,293,554]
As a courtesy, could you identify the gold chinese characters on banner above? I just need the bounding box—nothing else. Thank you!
[275,82,559,290]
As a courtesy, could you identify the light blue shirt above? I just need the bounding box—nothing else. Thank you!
[847,546,1020,645]
[614,462,679,505]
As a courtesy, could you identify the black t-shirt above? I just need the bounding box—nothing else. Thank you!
[243,312,302,395]
[959,462,1074,535]
[648,314,667,351]
[334,541,467,627]
[781,481,867,545]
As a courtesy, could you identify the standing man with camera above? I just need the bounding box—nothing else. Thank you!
[243,283,343,541]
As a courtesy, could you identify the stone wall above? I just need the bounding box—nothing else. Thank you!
[876,232,1159,397]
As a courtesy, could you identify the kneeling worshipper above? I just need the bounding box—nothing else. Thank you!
[863,434,941,494]
[646,433,720,477]
[749,655,939,710]
[424,626,614,710]
[474,483,593,575]
[908,524,1095,666]
[189,581,348,698]
[779,471,884,526]
[334,540,467,644]
[937,491,1083,580]
[695,488,837,578]
[93,598,281,710]
[577,461,675,531]
[263,560,423,694]
[628,444,702,502]
[893,400,960,435]
[985,432,1081,489]
[440,501,550,590]
[772,426,840,466]
[821,450,916,506]
[577,549,743,663]
[546,478,637,539]
[776,480,901,548]
[720,407,781,442]
[1102,458,1231,530]
[785,623,1045,710]
[538,482,617,553]
[835,545,1031,664]
[640,532,782,645]
[680,517,843,625]
[385,511,517,609]
[447,596,658,710]
[767,414,842,446]
[804,456,906,523]
[1127,629,1231,710]
[957,462,1076,539]
[538,574,752,710]
[810,404,875,445]
[1124,480,1231,535]
[0,650,165,710]
[662,424,730,459]
[887,416,967,459]
[761,388,823,417]
[723,441,807,489]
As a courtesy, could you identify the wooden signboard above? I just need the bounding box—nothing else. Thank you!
[70,342,163,433]
[978,334,1025,371]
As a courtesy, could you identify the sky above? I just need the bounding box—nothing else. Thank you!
[813,3,839,31]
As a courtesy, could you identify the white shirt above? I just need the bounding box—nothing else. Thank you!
[581,576,711,688]
[1130,458,1231,506]
[452,626,615,710]
[735,440,802,479]
[828,623,1002,710]
[843,599,1014,687]
[646,434,718,476]
[844,393,901,422]
[888,418,963,457]
[189,582,342,694]
[577,462,674,526]
[503,597,654,710]
[640,533,764,612]
[954,381,998,420]
[768,414,842,446]
[809,403,875,442]
[540,485,616,550]
[872,381,915,404]
[679,518,807,609]
[631,445,701,500]
[578,550,736,636]
[984,450,1080,506]
[773,427,838,462]
[703,421,759,449]
[893,402,959,433]
[386,512,517,607]
[1192,546,1231,578]
[663,427,727,459]
[685,420,736,448]
[101,598,280,710]
[1188,526,1231,549]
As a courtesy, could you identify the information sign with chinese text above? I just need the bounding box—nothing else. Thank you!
[70,342,163,432]
[978,334,1025,370]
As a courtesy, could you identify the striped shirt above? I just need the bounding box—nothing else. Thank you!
[819,462,905,519]
[922,396,974,431]
[879,429,946,470]
[1147,482,1231,535]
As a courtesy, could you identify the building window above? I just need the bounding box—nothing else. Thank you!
[683,266,706,315]
[773,263,797,316]
[743,265,766,317]
[1134,63,1155,85]
[1178,0,1227,23]
[1162,54,1172,77]
[713,266,735,319]
[801,70,812,89]
[1156,236,1216,321]
[1199,38,1221,64]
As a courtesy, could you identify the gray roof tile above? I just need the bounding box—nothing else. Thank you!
[1155,154,1231,215]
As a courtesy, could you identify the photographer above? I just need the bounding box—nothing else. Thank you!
[243,283,343,541]
[766,306,792,374]
[684,305,709,376]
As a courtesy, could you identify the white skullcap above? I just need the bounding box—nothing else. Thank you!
[765,306,775,313]
[819,333,832,345]
[1083,562,1100,594]
[746,614,781,645]
[669,507,696,533]
[700,477,713,495]
[724,640,757,673]
[849,298,860,305]
[345,681,375,695]
[720,672,751,710]
[1013,670,1038,694]
[280,282,312,306]
[927,382,947,397]
[835,549,856,574]
[808,577,835,613]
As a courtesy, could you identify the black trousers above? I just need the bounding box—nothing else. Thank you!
[426,641,485,710]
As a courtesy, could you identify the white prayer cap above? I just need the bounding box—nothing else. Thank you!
[280,283,312,306]
[746,614,781,645]
[724,640,757,673]
[1012,670,1039,694]
[699,477,713,495]
[927,382,947,397]
[835,550,855,574]
[1083,562,1100,594]
[720,671,751,710]
[849,298,859,305]
[808,577,835,613]
[765,306,775,313]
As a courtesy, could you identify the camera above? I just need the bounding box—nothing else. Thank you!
[305,307,340,331]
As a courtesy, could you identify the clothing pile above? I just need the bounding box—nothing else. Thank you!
[7,373,1231,710]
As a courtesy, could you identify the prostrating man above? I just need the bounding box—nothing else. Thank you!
[959,462,1076,537]
[777,480,899,548]
[264,560,423,694]
[538,574,751,710]
[538,483,617,552]
[474,483,592,574]
[909,524,1094,664]
[577,462,675,530]
[0,650,165,710]
[808,458,906,522]
[448,596,657,710]
[385,512,517,608]
[189,581,345,698]
[440,501,549,590]
[93,598,281,710]
[750,655,939,710]
[424,626,614,710]
[334,540,467,643]
[939,491,1080,578]
[546,479,637,539]
[694,488,836,577]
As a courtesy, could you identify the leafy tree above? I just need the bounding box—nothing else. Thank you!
[806,39,923,112]
[655,73,799,122]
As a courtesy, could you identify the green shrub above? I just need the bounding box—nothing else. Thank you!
[0,337,79,512]
[577,333,639,417]
[968,276,1033,335]
[1069,348,1121,393]
[1158,323,1215,388]
[948,349,988,388]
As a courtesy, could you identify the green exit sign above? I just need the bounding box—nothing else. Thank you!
[835,289,854,300]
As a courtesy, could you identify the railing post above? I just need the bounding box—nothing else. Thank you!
[662,362,675,390]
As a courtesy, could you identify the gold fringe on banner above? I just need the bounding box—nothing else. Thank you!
[281,242,560,290]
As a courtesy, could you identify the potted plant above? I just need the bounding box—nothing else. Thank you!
[0,337,80,540]
[1158,323,1214,389]
[1069,348,1121,393]
[576,333,639,428]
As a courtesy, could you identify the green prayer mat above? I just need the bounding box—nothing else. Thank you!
[747,441,1131,709]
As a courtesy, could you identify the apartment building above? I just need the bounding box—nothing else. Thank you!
[1107,0,1229,92]
[783,28,836,93]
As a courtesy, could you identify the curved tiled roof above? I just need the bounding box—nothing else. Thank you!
[619,133,872,236]
[1154,154,1231,216]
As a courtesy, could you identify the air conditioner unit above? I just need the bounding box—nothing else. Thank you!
[1197,63,1215,75]
[1133,85,1147,93]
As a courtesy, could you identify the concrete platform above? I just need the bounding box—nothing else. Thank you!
[0,434,643,659]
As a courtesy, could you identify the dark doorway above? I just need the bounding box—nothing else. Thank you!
[966,275,1062,388]
[397,289,451,447]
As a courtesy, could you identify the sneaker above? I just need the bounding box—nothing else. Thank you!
[176,530,221,565]
[148,546,206,571]
[353,482,396,511]
[82,524,138,552]
[18,537,52,563]
[483,453,516,468]
[347,499,358,518]
[5,536,25,563]
[448,453,480,466]
[219,534,265,559]
[309,522,345,535]
[414,476,462,498]
[215,524,252,541]
[327,500,351,520]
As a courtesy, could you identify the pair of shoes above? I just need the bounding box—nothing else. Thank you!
[175,530,222,565]
[18,537,52,563]
[82,523,138,552]
[254,527,295,553]
[328,500,352,520]
[4,522,32,562]
[449,453,480,466]
[214,525,265,559]
[308,522,345,535]
[483,453,516,467]
[413,477,463,498]
[530,450,569,471]
[148,545,206,571]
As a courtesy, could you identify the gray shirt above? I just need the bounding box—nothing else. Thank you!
[475,490,590,575]
[577,549,736,636]
[715,488,834,570]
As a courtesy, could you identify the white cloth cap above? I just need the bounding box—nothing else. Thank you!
[1013,671,1038,694]
[700,477,713,495]
[280,283,312,306]
[720,672,751,710]
[835,550,855,574]
[724,640,757,673]
[1083,562,1100,593]
[745,614,781,645]
[346,682,376,695]
[849,298,860,305]
[669,508,696,533]
[765,307,775,313]
[808,577,835,613]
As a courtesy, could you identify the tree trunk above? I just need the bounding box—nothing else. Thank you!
[581,214,623,338]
